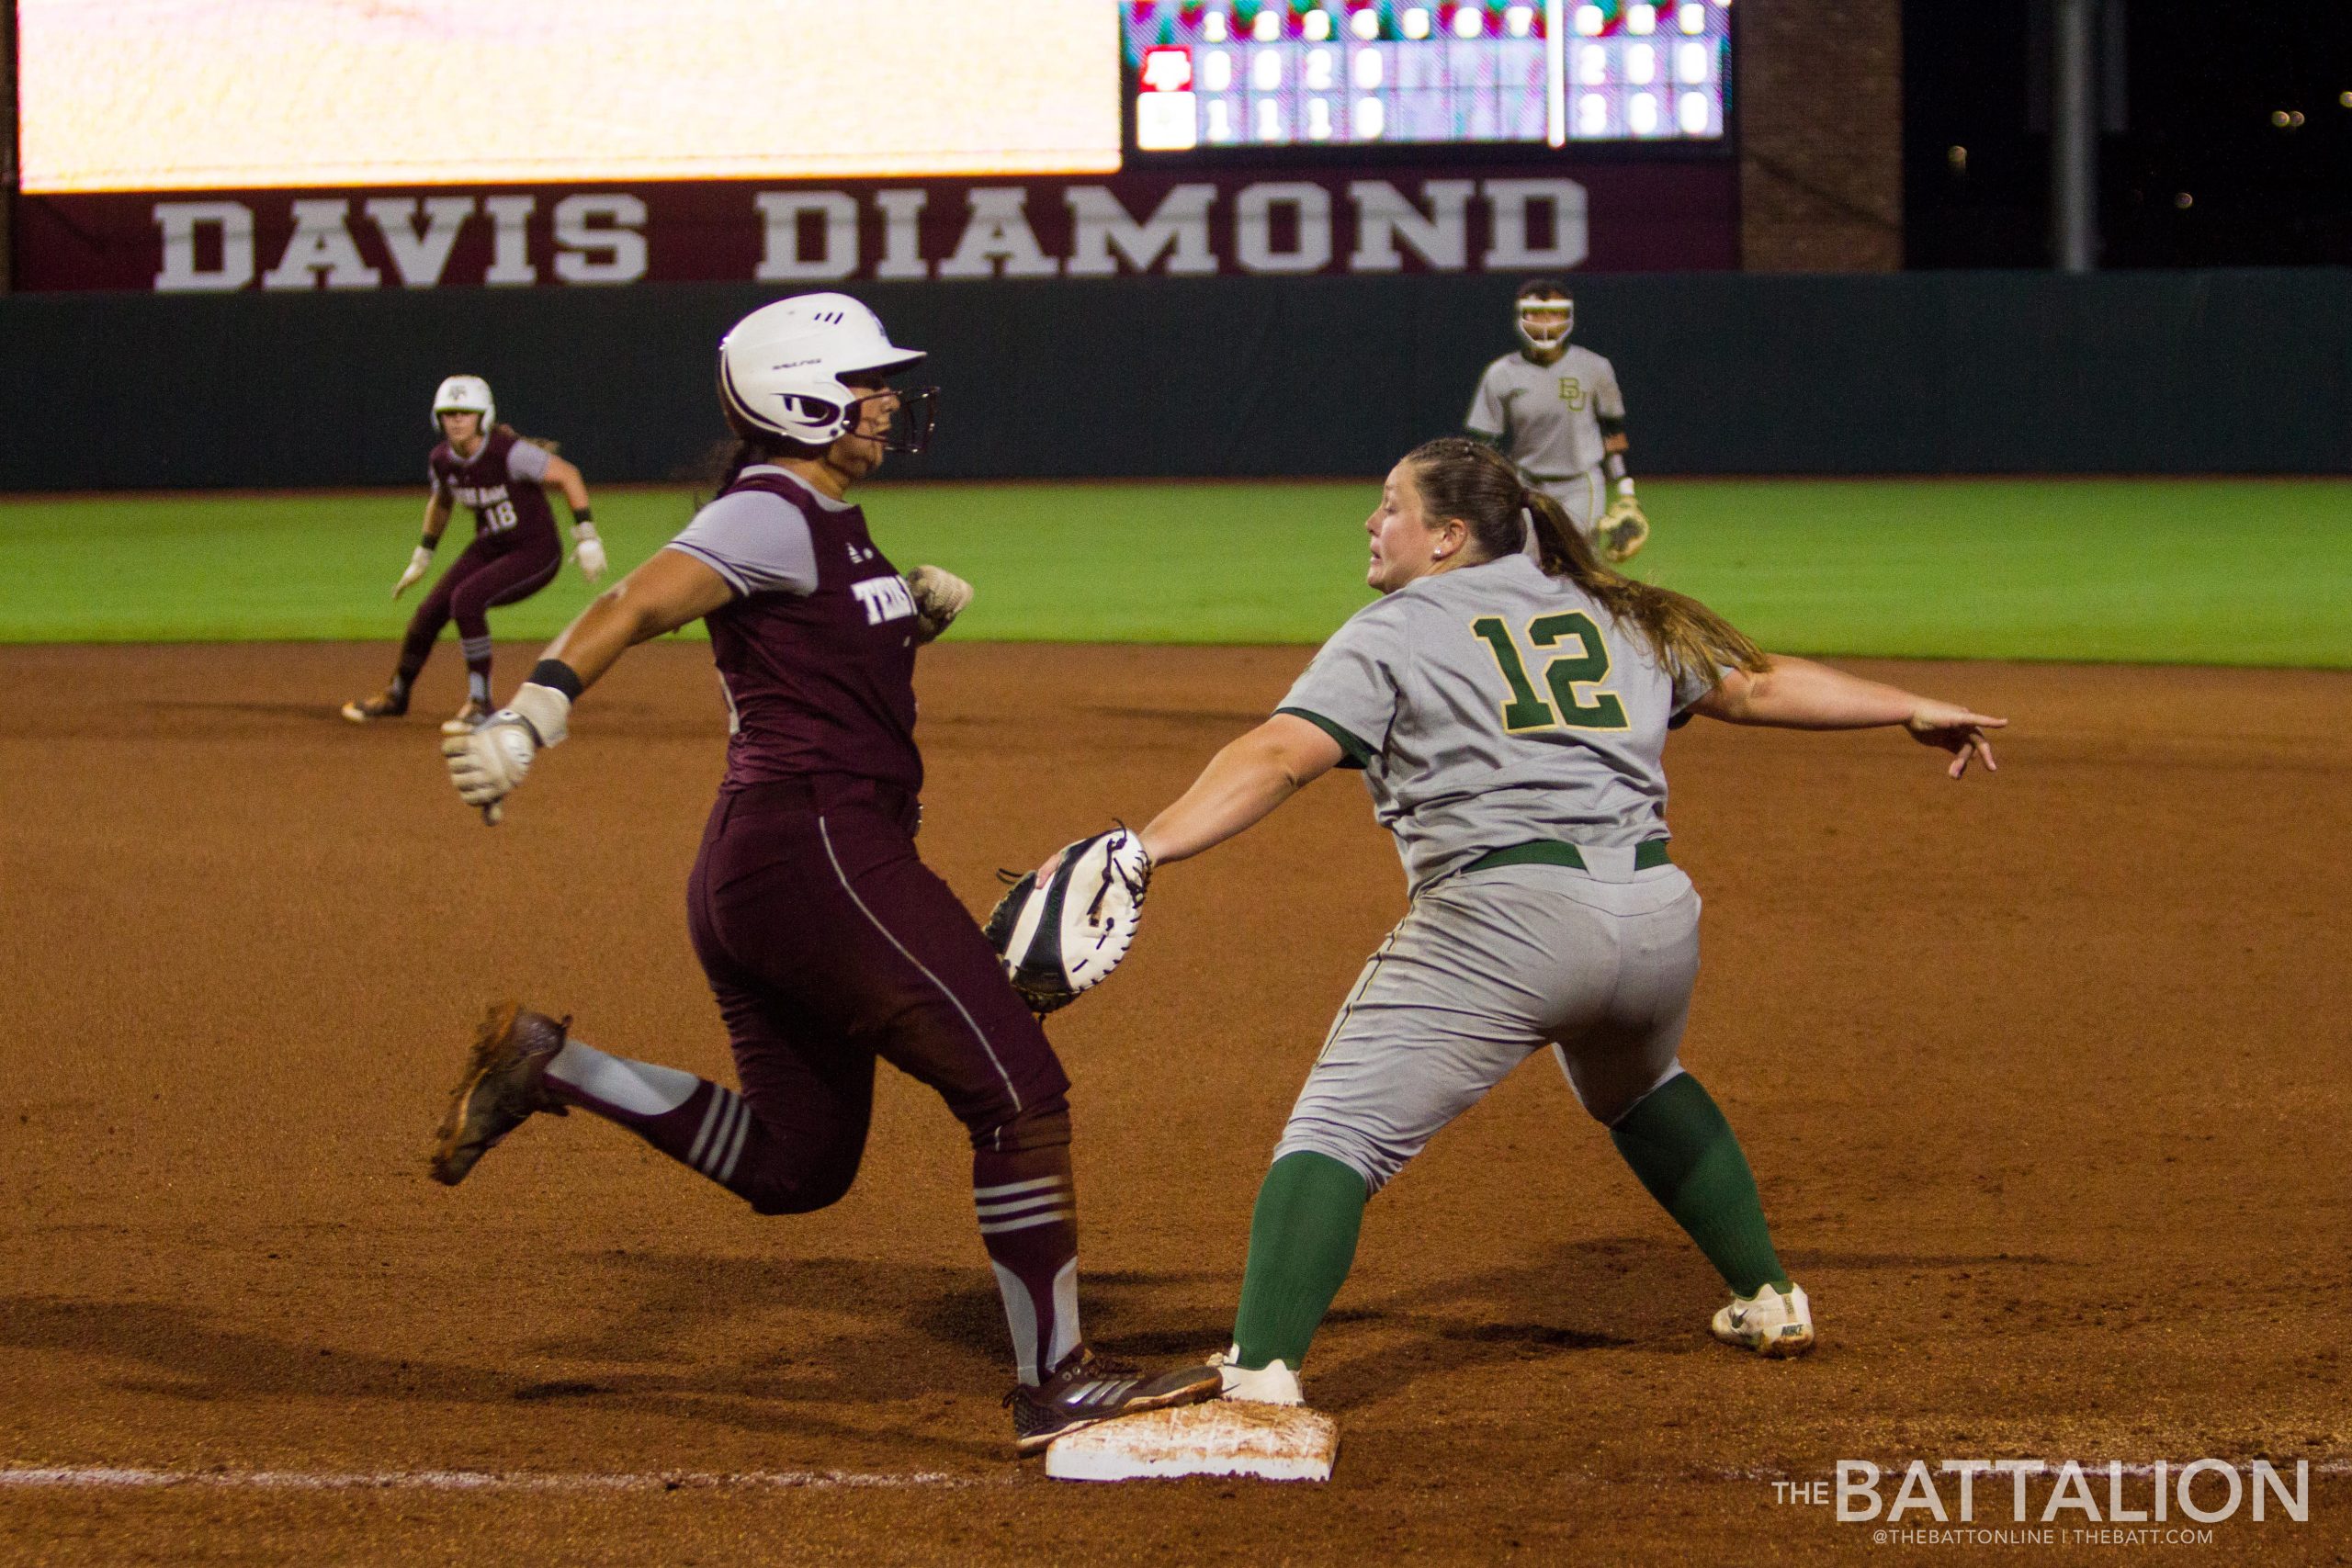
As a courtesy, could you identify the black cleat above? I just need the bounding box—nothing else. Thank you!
[1004,1347,1222,1458]
[428,1003,570,1186]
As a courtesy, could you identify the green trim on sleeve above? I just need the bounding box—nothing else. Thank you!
[1276,705,1374,771]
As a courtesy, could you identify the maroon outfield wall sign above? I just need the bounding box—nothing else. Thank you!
[13,164,1736,292]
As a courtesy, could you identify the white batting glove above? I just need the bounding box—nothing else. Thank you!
[392,545,435,600]
[572,525,607,584]
[904,564,974,643]
[439,682,572,809]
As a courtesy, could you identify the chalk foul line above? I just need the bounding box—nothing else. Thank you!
[0,1464,995,1494]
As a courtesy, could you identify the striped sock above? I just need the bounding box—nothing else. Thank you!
[542,1039,759,1190]
[459,635,493,703]
[973,1152,1080,1385]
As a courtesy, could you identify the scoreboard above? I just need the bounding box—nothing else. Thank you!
[1122,1,1731,152]
[11,0,1744,289]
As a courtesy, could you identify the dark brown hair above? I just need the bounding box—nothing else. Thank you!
[1401,437,1767,682]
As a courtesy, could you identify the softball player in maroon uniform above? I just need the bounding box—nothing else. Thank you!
[428,296,1218,1454]
[342,375,605,734]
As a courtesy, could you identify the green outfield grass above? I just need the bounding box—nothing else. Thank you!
[1,478,2346,664]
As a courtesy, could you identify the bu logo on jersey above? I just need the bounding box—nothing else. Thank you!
[851,574,917,626]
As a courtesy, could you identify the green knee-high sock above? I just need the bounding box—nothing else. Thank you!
[1229,1151,1368,1371]
[1609,1073,1791,1297]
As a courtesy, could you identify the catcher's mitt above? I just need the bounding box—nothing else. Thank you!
[1599,497,1650,563]
[983,827,1152,1015]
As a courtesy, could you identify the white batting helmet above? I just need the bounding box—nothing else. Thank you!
[432,374,495,433]
[1514,282,1575,354]
[718,294,930,449]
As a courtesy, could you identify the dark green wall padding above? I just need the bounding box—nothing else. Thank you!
[2,269,2346,489]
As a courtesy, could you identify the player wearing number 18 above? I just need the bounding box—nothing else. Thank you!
[1114,438,2006,1404]
[341,376,605,734]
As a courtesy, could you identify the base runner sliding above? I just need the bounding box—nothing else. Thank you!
[1013,437,2005,1405]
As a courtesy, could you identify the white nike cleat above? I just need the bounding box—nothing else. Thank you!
[1711,1281,1815,1358]
[1214,1345,1305,1405]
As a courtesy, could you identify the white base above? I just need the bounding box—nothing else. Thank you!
[1044,1401,1339,1483]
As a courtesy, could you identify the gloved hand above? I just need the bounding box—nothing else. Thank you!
[904,564,974,643]
[1600,496,1650,564]
[572,525,607,584]
[393,545,435,600]
[439,682,572,814]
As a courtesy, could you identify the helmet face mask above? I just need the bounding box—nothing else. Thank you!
[718,293,934,455]
[432,374,495,434]
[1515,294,1574,354]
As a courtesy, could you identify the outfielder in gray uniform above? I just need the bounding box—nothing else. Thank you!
[1124,438,2005,1404]
[1466,278,1650,562]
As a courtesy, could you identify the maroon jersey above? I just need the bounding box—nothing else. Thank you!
[664,465,924,796]
[428,428,560,551]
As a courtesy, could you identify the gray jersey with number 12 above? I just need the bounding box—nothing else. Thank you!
[1277,553,1715,893]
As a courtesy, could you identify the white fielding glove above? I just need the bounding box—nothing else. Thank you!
[440,682,571,810]
[392,545,435,600]
[572,525,607,584]
[904,564,974,644]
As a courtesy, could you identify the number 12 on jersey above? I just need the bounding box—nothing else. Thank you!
[1470,613,1629,733]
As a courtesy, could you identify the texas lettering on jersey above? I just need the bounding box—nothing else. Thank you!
[852,575,918,626]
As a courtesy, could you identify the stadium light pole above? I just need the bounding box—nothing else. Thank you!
[2051,0,2098,272]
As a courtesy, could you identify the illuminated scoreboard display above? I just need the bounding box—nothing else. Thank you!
[1123,1,1730,152]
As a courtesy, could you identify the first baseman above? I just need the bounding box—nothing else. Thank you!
[425,295,1219,1455]
[341,376,605,735]
[1465,278,1650,561]
[1096,437,2004,1404]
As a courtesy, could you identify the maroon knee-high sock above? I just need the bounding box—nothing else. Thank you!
[974,1145,1080,1384]
[539,1037,842,1213]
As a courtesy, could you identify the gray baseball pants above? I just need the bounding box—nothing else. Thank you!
[1272,857,1701,1194]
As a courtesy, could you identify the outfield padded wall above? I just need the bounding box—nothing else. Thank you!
[1,269,2346,488]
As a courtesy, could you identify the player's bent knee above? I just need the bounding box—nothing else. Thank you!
[739,1159,858,1216]
[731,1132,864,1216]
[1272,1125,1397,1198]
[967,1090,1070,1156]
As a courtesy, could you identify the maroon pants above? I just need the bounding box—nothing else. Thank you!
[683,774,1072,1214]
[398,533,562,677]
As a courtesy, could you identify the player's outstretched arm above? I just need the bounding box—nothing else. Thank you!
[544,456,607,584]
[395,495,454,599]
[1139,715,1344,867]
[1693,656,2007,779]
[442,550,731,818]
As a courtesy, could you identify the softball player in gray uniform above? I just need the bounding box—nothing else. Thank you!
[1121,437,2003,1404]
[1465,278,1647,559]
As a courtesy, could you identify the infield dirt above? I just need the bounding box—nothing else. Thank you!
[2,643,2346,1564]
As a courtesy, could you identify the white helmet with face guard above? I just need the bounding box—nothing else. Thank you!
[718,294,936,452]
[1513,282,1575,354]
[431,374,495,433]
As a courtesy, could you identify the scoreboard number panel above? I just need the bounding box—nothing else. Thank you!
[1123,0,1731,153]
